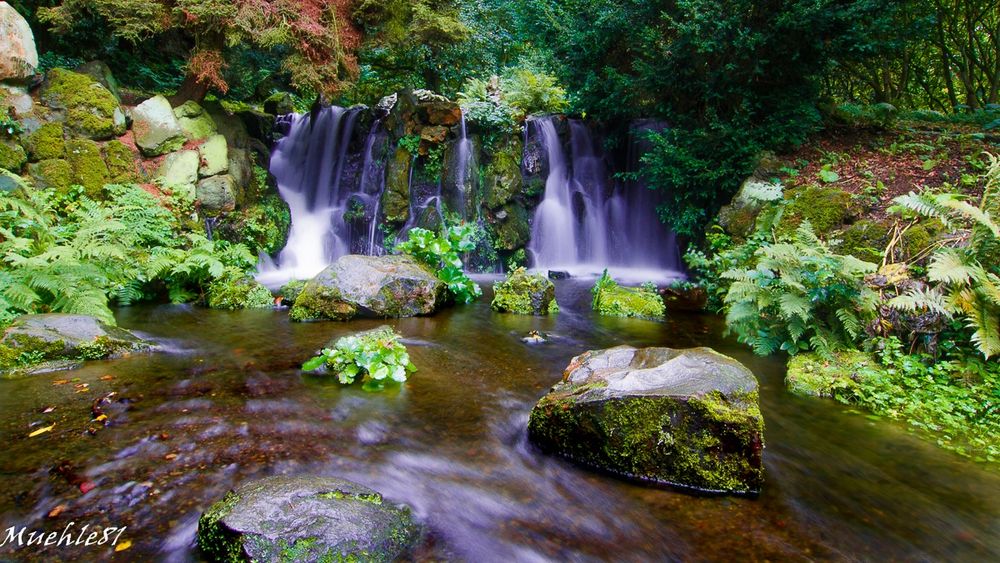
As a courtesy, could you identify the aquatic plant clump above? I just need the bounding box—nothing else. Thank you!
[395,224,483,304]
[491,267,558,315]
[302,326,416,388]
[591,270,665,320]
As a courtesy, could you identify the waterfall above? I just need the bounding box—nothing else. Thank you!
[526,116,683,281]
[256,106,387,287]
[453,114,474,219]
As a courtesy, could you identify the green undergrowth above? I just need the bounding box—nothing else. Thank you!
[590,270,664,320]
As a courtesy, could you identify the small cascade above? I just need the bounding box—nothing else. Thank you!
[257,106,385,287]
[451,114,475,219]
[526,116,683,281]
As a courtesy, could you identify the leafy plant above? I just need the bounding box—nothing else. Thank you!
[501,69,569,118]
[1,113,23,137]
[723,222,878,357]
[591,270,665,320]
[398,134,421,155]
[302,326,416,388]
[395,224,482,304]
[889,155,1000,357]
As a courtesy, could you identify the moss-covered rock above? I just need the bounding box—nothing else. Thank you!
[290,254,447,322]
[39,68,125,140]
[528,346,765,495]
[198,133,228,177]
[75,60,121,101]
[207,275,274,310]
[24,122,65,161]
[215,193,291,256]
[0,139,26,172]
[381,147,412,223]
[835,219,890,263]
[196,174,237,214]
[174,100,217,141]
[492,268,558,315]
[786,350,875,398]
[592,273,665,320]
[131,95,186,156]
[484,136,524,209]
[779,185,857,235]
[197,475,421,563]
[278,280,307,306]
[0,314,151,377]
[27,158,73,192]
[103,139,140,183]
[155,149,199,197]
[492,202,530,251]
[65,138,109,197]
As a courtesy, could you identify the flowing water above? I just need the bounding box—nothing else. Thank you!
[1,279,998,562]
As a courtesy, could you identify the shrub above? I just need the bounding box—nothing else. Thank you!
[722,222,878,357]
[302,326,416,389]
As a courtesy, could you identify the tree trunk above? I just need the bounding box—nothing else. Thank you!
[169,73,210,106]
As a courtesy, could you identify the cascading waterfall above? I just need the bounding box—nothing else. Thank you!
[257,106,386,287]
[527,116,683,280]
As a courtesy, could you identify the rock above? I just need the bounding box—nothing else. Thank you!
[521,330,548,345]
[0,2,38,84]
[484,137,523,209]
[65,139,109,197]
[263,92,295,116]
[131,95,186,156]
[528,346,765,495]
[0,138,25,171]
[0,167,27,191]
[197,475,421,562]
[1,84,33,116]
[785,350,873,398]
[39,69,125,140]
[277,280,307,306]
[24,122,65,161]
[779,185,857,236]
[227,146,254,200]
[198,133,228,177]
[592,273,665,320]
[207,274,273,310]
[75,60,121,101]
[214,193,290,256]
[155,150,199,196]
[492,202,530,251]
[290,254,447,322]
[197,174,237,213]
[381,148,411,223]
[492,268,558,315]
[0,314,151,376]
[547,270,570,280]
[174,101,217,141]
[419,125,448,144]
[421,101,462,126]
[27,158,72,192]
[103,139,140,183]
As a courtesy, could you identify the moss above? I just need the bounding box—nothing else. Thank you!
[197,491,245,563]
[103,139,140,183]
[484,136,524,209]
[65,139,110,197]
[836,219,891,263]
[41,68,124,139]
[491,268,557,315]
[216,194,291,256]
[786,350,874,398]
[315,489,383,505]
[0,334,66,374]
[25,122,65,161]
[278,280,307,306]
[492,202,530,250]
[290,284,357,322]
[779,185,856,235]
[0,140,27,172]
[592,280,665,320]
[29,159,73,192]
[207,275,274,310]
[381,148,411,223]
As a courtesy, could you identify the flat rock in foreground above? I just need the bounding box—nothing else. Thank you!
[528,346,764,495]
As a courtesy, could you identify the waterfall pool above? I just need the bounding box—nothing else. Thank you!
[1,279,998,561]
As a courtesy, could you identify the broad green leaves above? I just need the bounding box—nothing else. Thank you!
[301,327,416,389]
[395,224,482,304]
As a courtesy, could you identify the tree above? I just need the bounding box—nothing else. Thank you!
[38,0,361,103]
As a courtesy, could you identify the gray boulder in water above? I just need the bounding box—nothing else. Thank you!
[290,254,447,322]
[197,475,421,562]
[528,346,764,495]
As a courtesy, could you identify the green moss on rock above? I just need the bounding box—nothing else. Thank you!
[40,68,124,140]
[381,148,411,223]
[592,273,664,320]
[491,268,558,315]
[779,185,856,235]
[786,350,874,398]
[207,275,274,310]
[27,158,73,192]
[65,139,110,197]
[24,122,65,161]
[216,194,291,256]
[278,280,307,306]
[492,202,530,251]
[0,140,26,172]
[484,136,524,209]
[103,139,140,183]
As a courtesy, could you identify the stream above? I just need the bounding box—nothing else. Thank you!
[1,277,998,561]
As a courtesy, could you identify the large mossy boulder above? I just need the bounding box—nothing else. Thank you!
[290,254,447,322]
[24,122,65,161]
[27,158,72,192]
[492,268,558,315]
[197,174,238,213]
[131,95,186,156]
[0,2,38,84]
[492,202,531,251]
[65,138,110,197]
[39,68,125,140]
[197,475,421,562]
[0,138,26,171]
[592,273,665,320]
[155,149,199,197]
[778,185,857,235]
[174,100,217,141]
[528,346,765,495]
[198,133,229,177]
[0,314,150,376]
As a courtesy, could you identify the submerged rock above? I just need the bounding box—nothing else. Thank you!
[197,475,421,562]
[290,255,447,322]
[528,346,764,495]
[0,314,151,377]
[492,268,558,315]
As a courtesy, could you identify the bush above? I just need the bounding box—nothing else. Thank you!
[395,224,482,304]
[302,326,416,389]
[722,222,878,356]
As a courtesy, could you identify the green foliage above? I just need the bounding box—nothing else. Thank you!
[0,114,24,138]
[500,69,568,118]
[491,267,558,315]
[206,271,274,310]
[722,222,878,357]
[395,224,483,303]
[889,156,1000,358]
[591,270,665,320]
[397,134,421,155]
[301,326,416,388]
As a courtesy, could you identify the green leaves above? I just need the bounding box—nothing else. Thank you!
[395,224,482,304]
[300,327,416,389]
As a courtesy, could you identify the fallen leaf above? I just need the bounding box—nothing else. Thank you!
[28,424,55,438]
[92,414,108,423]
[47,504,68,518]
[79,481,95,494]
[100,375,114,381]
[114,540,132,552]
[52,379,69,386]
